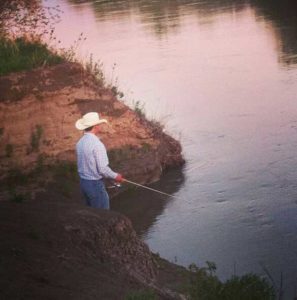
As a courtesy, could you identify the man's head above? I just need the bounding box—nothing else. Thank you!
[75,112,107,133]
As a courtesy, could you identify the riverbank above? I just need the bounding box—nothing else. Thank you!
[0,195,190,300]
[0,61,187,299]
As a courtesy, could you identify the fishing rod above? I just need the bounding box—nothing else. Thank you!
[123,179,178,198]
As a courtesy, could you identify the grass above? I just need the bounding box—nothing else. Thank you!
[0,36,64,76]
[30,124,43,153]
[186,262,276,300]
[133,100,146,119]
[125,289,157,300]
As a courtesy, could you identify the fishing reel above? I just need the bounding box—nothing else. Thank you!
[106,181,122,189]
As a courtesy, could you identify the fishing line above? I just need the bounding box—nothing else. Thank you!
[186,161,209,174]
[123,179,178,198]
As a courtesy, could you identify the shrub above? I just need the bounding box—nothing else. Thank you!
[187,262,275,300]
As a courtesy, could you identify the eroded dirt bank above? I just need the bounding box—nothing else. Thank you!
[0,62,187,299]
[0,62,184,184]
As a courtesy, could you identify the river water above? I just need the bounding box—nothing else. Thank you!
[49,0,297,297]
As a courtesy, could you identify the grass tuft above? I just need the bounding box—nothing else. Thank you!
[0,36,64,75]
[187,262,276,300]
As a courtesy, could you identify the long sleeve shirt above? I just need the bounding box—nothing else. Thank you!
[76,133,117,180]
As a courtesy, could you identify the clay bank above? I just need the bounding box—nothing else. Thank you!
[0,62,184,183]
[0,62,186,299]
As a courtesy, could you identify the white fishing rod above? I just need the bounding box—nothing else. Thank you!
[123,179,178,198]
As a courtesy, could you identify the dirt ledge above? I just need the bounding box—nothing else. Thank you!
[0,62,184,183]
[0,199,189,300]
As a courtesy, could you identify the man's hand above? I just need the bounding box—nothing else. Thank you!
[115,174,124,182]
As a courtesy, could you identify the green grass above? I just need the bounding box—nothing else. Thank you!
[0,37,64,75]
[187,262,276,300]
[125,289,157,300]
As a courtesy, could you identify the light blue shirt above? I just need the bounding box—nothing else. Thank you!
[76,133,118,180]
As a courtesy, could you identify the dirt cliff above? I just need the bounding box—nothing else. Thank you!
[0,62,184,184]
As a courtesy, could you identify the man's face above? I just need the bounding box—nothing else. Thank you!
[94,123,107,134]
[94,124,101,134]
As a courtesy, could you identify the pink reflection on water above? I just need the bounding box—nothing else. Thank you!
[45,1,297,291]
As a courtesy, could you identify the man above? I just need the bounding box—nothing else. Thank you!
[75,112,123,209]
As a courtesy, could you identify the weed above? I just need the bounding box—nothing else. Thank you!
[84,53,105,85]
[133,100,146,119]
[125,289,157,300]
[30,124,43,152]
[187,262,275,300]
[111,85,124,98]
[58,32,86,62]
[5,143,13,157]
[221,274,275,300]
[141,142,152,153]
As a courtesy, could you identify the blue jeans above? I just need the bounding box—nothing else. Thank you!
[80,178,110,209]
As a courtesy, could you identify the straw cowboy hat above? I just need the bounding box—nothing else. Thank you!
[75,112,107,130]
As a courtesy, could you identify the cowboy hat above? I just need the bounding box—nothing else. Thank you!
[75,112,107,130]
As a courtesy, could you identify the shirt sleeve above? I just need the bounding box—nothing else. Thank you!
[93,141,118,179]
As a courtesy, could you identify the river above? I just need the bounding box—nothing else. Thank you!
[48,0,297,298]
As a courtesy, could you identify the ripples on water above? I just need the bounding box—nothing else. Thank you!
[51,0,297,298]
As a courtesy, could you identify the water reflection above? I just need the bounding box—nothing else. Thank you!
[67,0,297,65]
[251,0,297,65]
[68,0,248,36]
[111,167,185,236]
[54,1,297,297]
